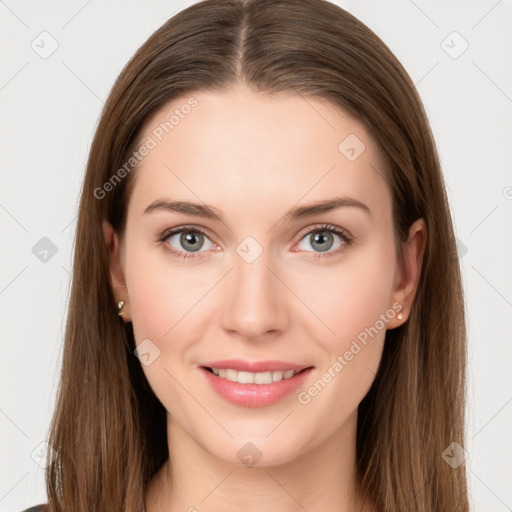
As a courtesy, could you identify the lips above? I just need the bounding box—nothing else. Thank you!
[199,359,314,407]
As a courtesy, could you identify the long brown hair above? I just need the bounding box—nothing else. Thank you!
[44,1,469,510]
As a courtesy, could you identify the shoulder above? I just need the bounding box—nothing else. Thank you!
[20,505,47,512]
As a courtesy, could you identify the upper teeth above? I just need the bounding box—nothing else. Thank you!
[210,368,299,384]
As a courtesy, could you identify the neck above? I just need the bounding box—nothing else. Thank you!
[145,410,376,512]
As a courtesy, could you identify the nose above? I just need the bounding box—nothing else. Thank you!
[220,248,290,342]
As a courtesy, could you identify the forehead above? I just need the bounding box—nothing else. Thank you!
[128,87,391,223]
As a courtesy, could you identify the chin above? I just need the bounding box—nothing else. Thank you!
[203,432,309,469]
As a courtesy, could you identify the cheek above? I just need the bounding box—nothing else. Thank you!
[123,247,206,418]
[125,244,204,340]
[305,236,396,353]
[295,236,396,411]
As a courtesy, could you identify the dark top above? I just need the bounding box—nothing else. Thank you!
[21,505,47,512]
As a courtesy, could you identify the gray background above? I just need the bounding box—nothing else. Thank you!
[1,1,511,510]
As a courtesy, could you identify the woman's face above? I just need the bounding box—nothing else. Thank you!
[106,86,422,466]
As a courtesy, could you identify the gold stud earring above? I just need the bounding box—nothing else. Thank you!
[117,300,126,320]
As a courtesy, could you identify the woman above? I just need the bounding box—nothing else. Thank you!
[24,0,469,510]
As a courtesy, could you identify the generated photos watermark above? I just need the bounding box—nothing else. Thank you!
[94,97,198,200]
[297,301,403,405]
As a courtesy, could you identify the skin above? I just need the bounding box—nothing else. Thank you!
[103,84,426,512]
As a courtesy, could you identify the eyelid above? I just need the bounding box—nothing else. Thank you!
[295,223,352,243]
[158,224,213,242]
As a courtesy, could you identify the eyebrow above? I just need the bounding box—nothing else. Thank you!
[143,196,372,222]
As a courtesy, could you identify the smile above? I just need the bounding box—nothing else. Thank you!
[199,361,314,408]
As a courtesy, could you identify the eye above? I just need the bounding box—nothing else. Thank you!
[158,225,215,260]
[158,223,353,260]
[294,223,353,258]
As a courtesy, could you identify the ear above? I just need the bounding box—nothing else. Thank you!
[387,217,427,328]
[103,220,130,320]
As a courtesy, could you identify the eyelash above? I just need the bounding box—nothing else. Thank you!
[157,223,353,261]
